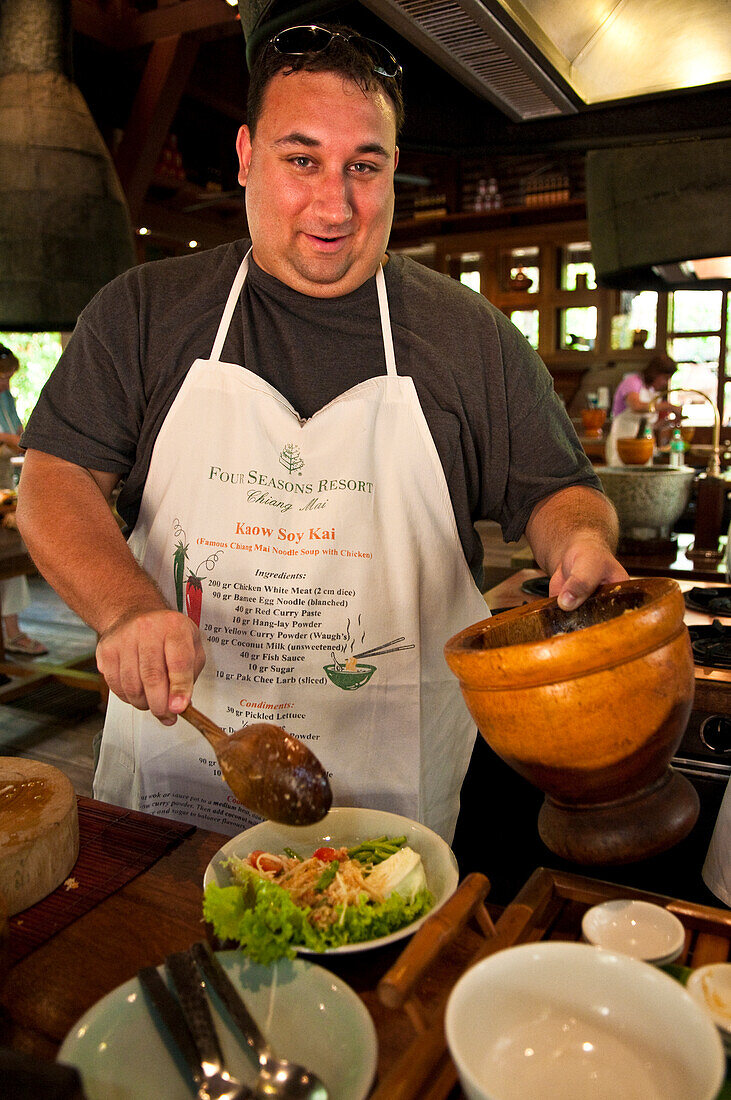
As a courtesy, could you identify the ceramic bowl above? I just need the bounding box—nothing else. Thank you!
[445,942,725,1100]
[204,806,459,955]
[581,899,685,964]
[444,577,697,863]
[687,963,731,1053]
[616,437,654,464]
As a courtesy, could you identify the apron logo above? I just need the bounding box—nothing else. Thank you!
[279,443,304,477]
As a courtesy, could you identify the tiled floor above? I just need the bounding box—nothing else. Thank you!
[0,576,102,796]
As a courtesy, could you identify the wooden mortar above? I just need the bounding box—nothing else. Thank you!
[444,578,698,864]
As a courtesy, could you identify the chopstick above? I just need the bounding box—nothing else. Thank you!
[352,636,405,658]
[353,642,415,660]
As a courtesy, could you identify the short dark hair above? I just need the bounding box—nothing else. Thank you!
[247,23,405,139]
[643,354,677,386]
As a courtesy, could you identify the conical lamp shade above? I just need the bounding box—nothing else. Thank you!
[0,0,136,330]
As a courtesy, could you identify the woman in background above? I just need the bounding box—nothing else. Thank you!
[606,354,679,465]
[0,345,47,656]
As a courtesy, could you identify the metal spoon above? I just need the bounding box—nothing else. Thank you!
[138,963,252,1100]
[191,942,329,1100]
[182,704,332,826]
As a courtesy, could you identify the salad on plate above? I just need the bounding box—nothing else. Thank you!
[204,834,433,963]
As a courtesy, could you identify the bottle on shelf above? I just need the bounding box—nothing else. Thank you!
[669,428,685,467]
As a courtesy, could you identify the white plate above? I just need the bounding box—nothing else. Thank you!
[204,806,459,955]
[581,899,685,964]
[57,950,377,1100]
[687,963,731,1053]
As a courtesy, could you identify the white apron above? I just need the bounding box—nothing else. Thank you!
[703,783,731,906]
[94,253,488,841]
[606,384,656,465]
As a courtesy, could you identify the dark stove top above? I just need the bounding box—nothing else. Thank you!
[684,586,731,618]
[688,621,731,670]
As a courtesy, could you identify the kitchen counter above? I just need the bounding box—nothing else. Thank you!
[2,798,729,1100]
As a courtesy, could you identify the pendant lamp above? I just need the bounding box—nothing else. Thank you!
[0,0,136,331]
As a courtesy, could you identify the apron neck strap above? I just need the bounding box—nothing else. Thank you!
[376,264,398,378]
[210,248,252,361]
[210,248,398,378]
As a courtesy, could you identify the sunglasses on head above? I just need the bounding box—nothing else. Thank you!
[269,25,402,82]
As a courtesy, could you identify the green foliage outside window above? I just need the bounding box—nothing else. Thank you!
[0,331,63,424]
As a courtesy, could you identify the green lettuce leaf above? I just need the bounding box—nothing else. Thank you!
[203,864,433,964]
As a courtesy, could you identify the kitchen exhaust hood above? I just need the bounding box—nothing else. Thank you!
[586,138,731,291]
[0,0,136,331]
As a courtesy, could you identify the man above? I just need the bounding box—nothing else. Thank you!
[17,25,626,839]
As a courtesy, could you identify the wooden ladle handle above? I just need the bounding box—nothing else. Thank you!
[181,704,227,751]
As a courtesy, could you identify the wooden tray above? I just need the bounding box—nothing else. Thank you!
[371,867,731,1100]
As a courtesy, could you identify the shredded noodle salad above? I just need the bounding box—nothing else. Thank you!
[203,835,434,962]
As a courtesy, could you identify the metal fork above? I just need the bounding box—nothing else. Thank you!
[138,957,252,1100]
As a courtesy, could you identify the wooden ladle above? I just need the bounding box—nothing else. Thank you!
[182,705,332,826]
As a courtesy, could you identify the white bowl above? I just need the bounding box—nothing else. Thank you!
[581,899,685,963]
[687,963,731,1053]
[445,942,724,1100]
[204,806,459,954]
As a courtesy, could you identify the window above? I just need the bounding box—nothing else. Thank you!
[502,247,540,293]
[0,331,63,422]
[561,242,596,290]
[610,291,658,349]
[667,289,729,425]
[559,307,597,351]
[460,271,481,293]
[510,310,539,349]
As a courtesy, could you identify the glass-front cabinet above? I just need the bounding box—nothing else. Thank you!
[390,218,730,427]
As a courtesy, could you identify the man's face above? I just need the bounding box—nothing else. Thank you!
[236,69,399,297]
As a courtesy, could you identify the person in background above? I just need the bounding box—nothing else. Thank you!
[606,354,680,465]
[16,24,626,842]
[0,346,47,656]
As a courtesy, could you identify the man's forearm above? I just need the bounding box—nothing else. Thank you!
[525,485,619,575]
[16,450,167,636]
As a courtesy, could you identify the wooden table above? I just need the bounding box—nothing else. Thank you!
[0,526,106,704]
[1,798,729,1099]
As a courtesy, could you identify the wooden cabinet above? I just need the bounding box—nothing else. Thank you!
[388,206,668,411]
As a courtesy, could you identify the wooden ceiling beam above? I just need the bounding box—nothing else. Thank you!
[71,0,239,50]
[115,33,201,221]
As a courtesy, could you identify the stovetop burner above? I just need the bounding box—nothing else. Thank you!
[684,586,731,617]
[688,621,731,670]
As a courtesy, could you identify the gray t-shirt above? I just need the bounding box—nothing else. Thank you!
[22,239,601,583]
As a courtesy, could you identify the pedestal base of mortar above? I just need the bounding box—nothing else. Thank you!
[538,768,700,865]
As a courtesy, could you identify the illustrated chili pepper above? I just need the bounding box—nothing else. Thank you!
[173,539,188,612]
[185,573,203,626]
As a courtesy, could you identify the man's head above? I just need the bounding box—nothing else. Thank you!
[237,24,402,297]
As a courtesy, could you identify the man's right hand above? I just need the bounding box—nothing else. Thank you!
[96,609,206,725]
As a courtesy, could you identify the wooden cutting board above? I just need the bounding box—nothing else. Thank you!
[0,759,79,916]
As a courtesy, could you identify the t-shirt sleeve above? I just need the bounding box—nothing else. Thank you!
[21,275,145,475]
[611,372,642,415]
[491,311,602,543]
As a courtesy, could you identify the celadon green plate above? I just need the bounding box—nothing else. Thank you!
[57,951,377,1100]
